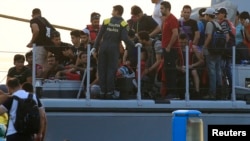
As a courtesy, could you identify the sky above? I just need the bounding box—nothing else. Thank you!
[0,0,211,83]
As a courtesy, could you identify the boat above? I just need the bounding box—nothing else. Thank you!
[1,1,250,141]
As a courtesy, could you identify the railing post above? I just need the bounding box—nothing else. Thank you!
[32,44,36,93]
[136,43,142,105]
[231,46,236,102]
[185,44,190,101]
[85,44,91,104]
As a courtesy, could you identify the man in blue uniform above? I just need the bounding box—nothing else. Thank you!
[92,5,134,99]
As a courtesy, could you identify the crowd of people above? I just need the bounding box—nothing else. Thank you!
[4,1,250,101]
[1,1,250,140]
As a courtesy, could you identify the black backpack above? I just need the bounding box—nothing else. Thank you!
[13,94,40,135]
[208,21,227,55]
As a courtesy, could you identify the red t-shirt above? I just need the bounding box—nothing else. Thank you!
[161,14,179,48]
[244,25,250,49]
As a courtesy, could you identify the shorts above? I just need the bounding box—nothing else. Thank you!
[34,46,47,66]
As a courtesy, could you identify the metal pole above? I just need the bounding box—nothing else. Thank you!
[76,69,86,99]
[231,46,236,101]
[136,43,142,103]
[32,44,36,93]
[86,44,91,102]
[185,44,190,101]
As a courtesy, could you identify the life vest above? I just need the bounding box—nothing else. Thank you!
[86,25,100,42]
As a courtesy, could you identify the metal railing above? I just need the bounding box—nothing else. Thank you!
[31,44,250,102]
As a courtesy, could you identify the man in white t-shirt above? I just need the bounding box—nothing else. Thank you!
[0,78,45,141]
[151,0,163,28]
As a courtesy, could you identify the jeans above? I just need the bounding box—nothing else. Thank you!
[206,54,222,95]
[221,57,232,88]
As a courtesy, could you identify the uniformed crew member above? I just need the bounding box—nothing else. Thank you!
[92,5,134,99]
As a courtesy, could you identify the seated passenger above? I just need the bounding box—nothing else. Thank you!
[71,52,99,97]
[25,50,43,78]
[176,34,204,99]
[25,50,33,70]
[61,47,77,67]
[80,30,91,50]
[42,54,64,79]
[70,30,85,56]
[46,30,73,65]
[55,48,84,80]
[136,31,162,99]
[80,51,100,99]
[6,54,32,85]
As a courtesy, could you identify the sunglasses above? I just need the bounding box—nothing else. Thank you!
[91,15,100,20]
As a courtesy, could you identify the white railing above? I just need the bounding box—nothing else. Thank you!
[30,44,250,103]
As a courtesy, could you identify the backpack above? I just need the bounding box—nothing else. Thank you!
[208,21,227,55]
[13,94,40,135]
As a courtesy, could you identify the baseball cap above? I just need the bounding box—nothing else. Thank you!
[91,12,101,21]
[215,7,227,14]
[82,28,90,35]
[202,7,215,15]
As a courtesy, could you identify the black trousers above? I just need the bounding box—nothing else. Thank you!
[7,133,32,141]
[163,48,178,95]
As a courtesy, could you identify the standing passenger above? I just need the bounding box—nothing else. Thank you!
[239,11,250,59]
[92,5,134,99]
[179,5,200,46]
[129,5,161,37]
[151,0,164,28]
[160,1,179,99]
[0,78,45,141]
[26,8,53,67]
[83,12,101,45]
[235,11,246,63]
[203,8,223,99]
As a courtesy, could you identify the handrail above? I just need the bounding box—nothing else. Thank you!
[0,13,79,31]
